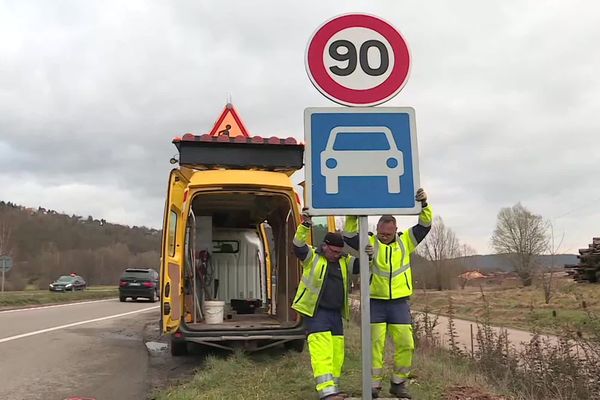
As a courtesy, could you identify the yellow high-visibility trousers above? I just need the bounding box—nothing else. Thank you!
[388,323,414,384]
[308,331,345,398]
[370,298,414,388]
[371,323,414,387]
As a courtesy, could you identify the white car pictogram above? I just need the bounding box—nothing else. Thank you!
[320,126,404,194]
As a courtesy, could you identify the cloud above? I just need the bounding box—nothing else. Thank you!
[1,0,599,254]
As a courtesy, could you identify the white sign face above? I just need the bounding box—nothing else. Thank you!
[324,27,396,90]
[306,13,411,107]
[0,255,12,272]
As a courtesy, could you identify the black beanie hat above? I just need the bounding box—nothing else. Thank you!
[323,232,344,248]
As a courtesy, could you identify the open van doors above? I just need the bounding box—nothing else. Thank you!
[160,169,189,334]
[309,216,338,245]
[298,180,337,244]
[258,222,274,312]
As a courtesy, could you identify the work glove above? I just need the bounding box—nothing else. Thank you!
[415,188,428,206]
[301,208,312,227]
[365,244,374,261]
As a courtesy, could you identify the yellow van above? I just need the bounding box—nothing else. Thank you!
[159,105,334,355]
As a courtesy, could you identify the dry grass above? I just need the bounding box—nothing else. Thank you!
[154,323,505,400]
[416,293,600,400]
[410,277,600,333]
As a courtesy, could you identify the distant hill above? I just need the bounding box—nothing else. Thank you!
[458,254,579,272]
[0,200,161,290]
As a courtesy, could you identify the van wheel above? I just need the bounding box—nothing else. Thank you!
[119,296,126,302]
[170,337,188,357]
[151,290,158,303]
[284,339,305,353]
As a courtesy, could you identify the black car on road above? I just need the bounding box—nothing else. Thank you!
[119,268,159,302]
[49,274,87,292]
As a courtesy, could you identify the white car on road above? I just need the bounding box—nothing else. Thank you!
[320,126,404,194]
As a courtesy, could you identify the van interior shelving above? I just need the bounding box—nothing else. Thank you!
[183,190,300,331]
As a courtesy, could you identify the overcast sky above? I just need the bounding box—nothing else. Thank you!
[1,0,599,255]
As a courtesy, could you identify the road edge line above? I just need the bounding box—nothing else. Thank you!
[0,306,158,344]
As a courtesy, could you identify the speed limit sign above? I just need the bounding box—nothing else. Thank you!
[305,13,411,106]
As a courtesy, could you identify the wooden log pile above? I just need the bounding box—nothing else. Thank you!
[565,237,600,283]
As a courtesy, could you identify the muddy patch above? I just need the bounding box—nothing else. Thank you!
[143,320,204,399]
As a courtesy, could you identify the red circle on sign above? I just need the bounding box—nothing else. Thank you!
[306,14,411,106]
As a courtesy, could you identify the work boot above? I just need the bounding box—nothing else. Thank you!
[371,387,381,398]
[390,381,412,399]
[323,395,346,400]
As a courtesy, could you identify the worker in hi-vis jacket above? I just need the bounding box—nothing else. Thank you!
[343,188,433,399]
[292,210,359,400]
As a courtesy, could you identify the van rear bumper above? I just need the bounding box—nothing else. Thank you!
[173,322,306,351]
[119,287,155,298]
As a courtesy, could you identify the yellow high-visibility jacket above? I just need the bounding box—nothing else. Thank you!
[343,205,433,299]
[291,224,355,319]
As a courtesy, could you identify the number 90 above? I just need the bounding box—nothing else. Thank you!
[328,39,390,77]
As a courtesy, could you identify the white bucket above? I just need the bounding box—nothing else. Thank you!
[204,300,225,324]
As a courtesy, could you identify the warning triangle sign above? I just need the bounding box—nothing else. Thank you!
[208,103,250,137]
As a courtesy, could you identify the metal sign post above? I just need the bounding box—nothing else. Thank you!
[359,216,372,400]
[305,13,415,400]
[0,256,13,293]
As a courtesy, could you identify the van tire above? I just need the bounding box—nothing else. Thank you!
[119,296,126,302]
[170,337,188,357]
[284,339,305,353]
[151,290,158,303]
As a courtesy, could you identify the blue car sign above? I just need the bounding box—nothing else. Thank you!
[304,107,420,216]
[321,126,405,194]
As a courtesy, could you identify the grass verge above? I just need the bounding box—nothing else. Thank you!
[410,278,600,334]
[153,323,506,400]
[0,286,118,308]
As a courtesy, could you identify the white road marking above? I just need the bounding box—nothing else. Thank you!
[0,298,118,314]
[0,306,159,344]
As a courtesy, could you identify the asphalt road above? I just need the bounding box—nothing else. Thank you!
[0,298,160,400]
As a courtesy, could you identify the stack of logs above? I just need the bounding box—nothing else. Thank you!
[565,237,600,283]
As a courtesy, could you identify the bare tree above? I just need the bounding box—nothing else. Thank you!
[460,244,478,258]
[491,203,549,287]
[0,218,12,257]
[459,244,478,270]
[419,216,462,290]
[541,222,564,304]
[0,206,19,258]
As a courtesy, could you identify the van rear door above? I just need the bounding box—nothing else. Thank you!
[309,216,338,245]
[160,169,189,334]
[258,222,274,311]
